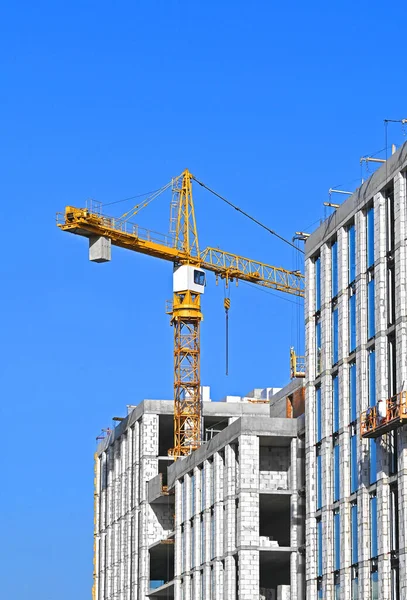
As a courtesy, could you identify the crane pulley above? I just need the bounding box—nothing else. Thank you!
[57,169,305,459]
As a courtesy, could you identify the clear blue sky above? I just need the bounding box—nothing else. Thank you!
[1,1,406,597]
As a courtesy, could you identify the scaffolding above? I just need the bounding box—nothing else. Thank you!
[360,392,407,438]
[290,347,306,379]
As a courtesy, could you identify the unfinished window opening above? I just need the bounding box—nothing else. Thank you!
[391,560,400,600]
[315,255,321,312]
[191,519,195,568]
[206,457,214,507]
[234,554,239,600]
[158,459,171,488]
[370,493,378,558]
[158,414,174,457]
[332,240,338,298]
[351,566,359,600]
[200,465,205,511]
[333,436,340,502]
[390,484,399,553]
[181,524,185,573]
[351,502,358,565]
[260,549,290,597]
[317,518,323,577]
[190,472,195,517]
[371,569,379,600]
[368,349,376,408]
[367,205,375,268]
[333,374,339,433]
[232,443,239,464]
[200,515,204,564]
[181,478,186,523]
[350,361,357,423]
[332,301,339,365]
[259,444,290,492]
[348,223,356,284]
[349,283,357,353]
[203,416,229,442]
[316,386,322,443]
[200,569,205,600]
[369,439,377,485]
[148,541,174,592]
[210,507,215,559]
[259,493,290,547]
[367,269,375,340]
[387,260,396,326]
[316,318,322,376]
[386,183,395,254]
[334,571,340,599]
[388,333,397,397]
[334,508,340,571]
[350,426,358,494]
[389,430,398,475]
[235,498,239,538]
[316,445,322,510]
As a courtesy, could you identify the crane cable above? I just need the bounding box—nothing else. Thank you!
[192,176,304,254]
[224,282,231,376]
[119,181,173,222]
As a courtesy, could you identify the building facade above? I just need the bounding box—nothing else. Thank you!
[93,384,305,600]
[168,414,304,600]
[305,143,407,599]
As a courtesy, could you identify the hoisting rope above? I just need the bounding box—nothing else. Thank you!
[224,296,231,376]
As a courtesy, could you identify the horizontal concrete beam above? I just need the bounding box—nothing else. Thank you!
[167,416,298,488]
[96,399,271,455]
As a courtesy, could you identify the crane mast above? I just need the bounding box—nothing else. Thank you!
[57,169,305,460]
[171,170,203,458]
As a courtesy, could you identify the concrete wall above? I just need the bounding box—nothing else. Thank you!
[169,416,302,600]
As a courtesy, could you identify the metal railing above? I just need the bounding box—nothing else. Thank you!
[58,206,178,250]
[290,347,306,378]
[360,392,407,438]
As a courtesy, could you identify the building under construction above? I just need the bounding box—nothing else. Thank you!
[305,142,407,600]
[60,137,407,599]
[93,382,305,600]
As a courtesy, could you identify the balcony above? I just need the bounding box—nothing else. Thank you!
[360,392,407,438]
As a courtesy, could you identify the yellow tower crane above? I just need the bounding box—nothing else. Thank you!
[57,169,305,459]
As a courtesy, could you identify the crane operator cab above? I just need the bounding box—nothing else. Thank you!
[173,265,206,294]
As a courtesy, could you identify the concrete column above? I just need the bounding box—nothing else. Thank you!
[130,512,139,600]
[377,479,391,598]
[320,242,331,376]
[397,426,407,600]
[237,435,259,598]
[337,226,348,364]
[213,561,223,600]
[374,190,388,403]
[223,554,236,600]
[357,487,371,599]
[174,480,182,578]
[238,549,259,600]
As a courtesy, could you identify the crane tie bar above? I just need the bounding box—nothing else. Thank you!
[193,177,304,255]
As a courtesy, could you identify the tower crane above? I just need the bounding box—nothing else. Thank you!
[57,169,305,459]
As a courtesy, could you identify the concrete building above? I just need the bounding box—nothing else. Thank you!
[304,142,407,599]
[93,382,305,600]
